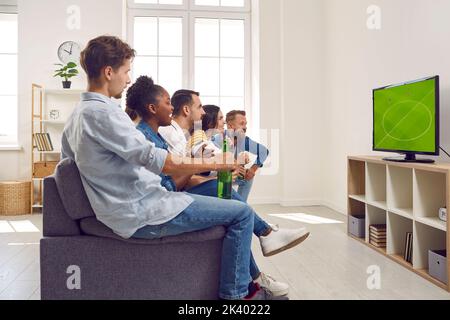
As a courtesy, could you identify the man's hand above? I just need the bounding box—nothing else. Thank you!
[237,152,250,165]
[203,151,237,171]
[232,168,239,182]
[245,166,258,181]
[238,166,247,179]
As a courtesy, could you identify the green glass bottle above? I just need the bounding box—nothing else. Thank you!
[217,132,233,199]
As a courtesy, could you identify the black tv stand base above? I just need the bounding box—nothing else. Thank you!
[383,154,435,164]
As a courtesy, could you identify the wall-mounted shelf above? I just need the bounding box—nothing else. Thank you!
[348,156,450,292]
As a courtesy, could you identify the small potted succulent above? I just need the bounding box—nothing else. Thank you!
[53,62,79,89]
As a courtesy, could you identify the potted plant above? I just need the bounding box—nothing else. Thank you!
[53,62,79,89]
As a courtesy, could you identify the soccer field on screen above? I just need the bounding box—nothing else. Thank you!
[374,78,436,153]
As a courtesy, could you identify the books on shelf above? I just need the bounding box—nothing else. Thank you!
[404,232,413,263]
[369,224,386,248]
[33,133,54,151]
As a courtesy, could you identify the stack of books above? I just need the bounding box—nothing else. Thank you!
[404,232,413,263]
[369,224,387,248]
[33,133,54,151]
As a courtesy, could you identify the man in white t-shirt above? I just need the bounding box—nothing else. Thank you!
[159,90,204,157]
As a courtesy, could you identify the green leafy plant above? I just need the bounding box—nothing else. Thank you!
[53,62,79,82]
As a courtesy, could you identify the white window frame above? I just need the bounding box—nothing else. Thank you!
[189,11,251,120]
[128,0,188,12]
[127,0,253,129]
[127,9,190,89]
[188,0,250,13]
[0,5,18,147]
[128,0,250,12]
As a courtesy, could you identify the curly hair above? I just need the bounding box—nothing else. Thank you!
[125,76,165,121]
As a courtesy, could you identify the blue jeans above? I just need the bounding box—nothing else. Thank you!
[186,179,271,279]
[235,178,254,203]
[132,193,254,300]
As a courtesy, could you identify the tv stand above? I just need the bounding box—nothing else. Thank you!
[383,153,435,164]
[348,156,449,291]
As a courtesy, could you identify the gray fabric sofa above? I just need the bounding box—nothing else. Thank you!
[40,158,226,300]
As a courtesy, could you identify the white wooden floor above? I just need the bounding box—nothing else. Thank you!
[0,205,449,300]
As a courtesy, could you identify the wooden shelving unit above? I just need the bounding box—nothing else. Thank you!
[31,84,82,212]
[348,155,450,292]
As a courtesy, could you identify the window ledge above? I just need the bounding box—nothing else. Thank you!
[0,145,23,151]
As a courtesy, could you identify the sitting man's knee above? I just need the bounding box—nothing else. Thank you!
[233,201,255,220]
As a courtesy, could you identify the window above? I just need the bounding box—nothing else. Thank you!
[0,11,18,145]
[128,0,251,119]
[133,16,185,96]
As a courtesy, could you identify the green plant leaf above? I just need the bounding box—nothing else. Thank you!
[68,69,78,74]
[67,62,77,68]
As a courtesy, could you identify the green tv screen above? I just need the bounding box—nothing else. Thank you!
[373,77,439,154]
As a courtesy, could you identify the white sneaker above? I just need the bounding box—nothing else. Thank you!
[255,273,289,297]
[259,225,310,257]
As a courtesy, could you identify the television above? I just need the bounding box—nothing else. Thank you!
[373,75,439,163]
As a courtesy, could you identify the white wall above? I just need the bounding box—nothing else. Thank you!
[9,0,447,215]
[322,0,450,214]
[0,0,327,208]
[280,0,324,206]
[249,0,283,204]
[0,0,125,181]
[249,0,325,206]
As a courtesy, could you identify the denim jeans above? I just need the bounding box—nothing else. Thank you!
[186,179,271,279]
[132,193,254,300]
[234,178,254,203]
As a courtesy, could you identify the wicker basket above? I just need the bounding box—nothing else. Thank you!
[0,181,31,216]
[33,161,58,178]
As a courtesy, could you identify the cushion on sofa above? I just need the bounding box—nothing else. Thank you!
[54,158,96,221]
[79,217,226,245]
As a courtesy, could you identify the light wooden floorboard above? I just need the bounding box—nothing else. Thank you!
[1,206,450,300]
[0,215,42,300]
[252,205,450,300]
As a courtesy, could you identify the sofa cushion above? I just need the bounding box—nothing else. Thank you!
[79,217,226,245]
[54,158,96,221]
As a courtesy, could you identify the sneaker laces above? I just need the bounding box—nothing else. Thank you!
[260,273,277,286]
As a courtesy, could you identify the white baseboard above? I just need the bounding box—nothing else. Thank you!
[320,200,346,216]
[248,197,347,216]
[248,197,281,205]
[279,199,323,207]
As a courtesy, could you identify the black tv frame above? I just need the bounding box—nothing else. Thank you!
[372,75,440,164]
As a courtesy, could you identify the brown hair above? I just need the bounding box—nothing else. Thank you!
[226,110,246,123]
[80,35,136,80]
[171,90,200,117]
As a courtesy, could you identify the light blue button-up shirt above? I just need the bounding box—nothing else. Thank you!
[61,92,193,239]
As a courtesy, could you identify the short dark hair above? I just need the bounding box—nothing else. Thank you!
[171,89,200,117]
[80,35,136,80]
[125,76,165,122]
[202,105,221,131]
[226,110,246,123]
